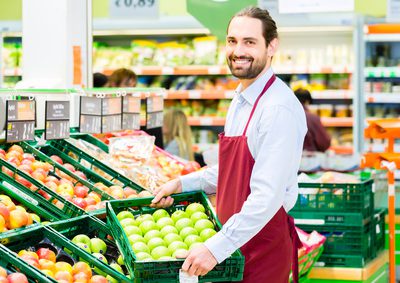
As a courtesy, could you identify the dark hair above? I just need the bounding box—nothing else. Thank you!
[228,6,278,47]
[294,88,313,105]
[93,72,108,88]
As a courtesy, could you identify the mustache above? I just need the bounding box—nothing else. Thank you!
[229,55,253,61]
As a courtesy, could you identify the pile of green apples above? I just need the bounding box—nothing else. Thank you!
[71,234,128,283]
[116,203,217,261]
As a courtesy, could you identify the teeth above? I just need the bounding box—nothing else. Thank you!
[234,59,250,64]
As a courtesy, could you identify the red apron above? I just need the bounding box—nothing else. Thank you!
[216,74,302,283]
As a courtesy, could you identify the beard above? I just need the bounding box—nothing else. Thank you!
[227,55,267,79]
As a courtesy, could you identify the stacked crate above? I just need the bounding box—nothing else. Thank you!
[290,178,385,268]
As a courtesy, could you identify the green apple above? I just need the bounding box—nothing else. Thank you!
[175,218,194,232]
[128,234,145,245]
[185,203,205,216]
[168,241,188,253]
[90,238,107,254]
[164,233,183,246]
[139,220,158,235]
[152,209,170,222]
[144,230,162,243]
[172,248,188,258]
[136,214,154,225]
[120,218,137,228]
[76,242,91,253]
[117,254,125,265]
[117,211,135,221]
[72,234,91,246]
[194,219,214,233]
[110,263,123,274]
[92,253,108,276]
[171,210,189,223]
[190,211,208,222]
[189,242,203,250]
[30,213,41,223]
[179,227,198,239]
[184,235,202,247]
[131,242,150,254]
[200,228,217,241]
[160,225,179,238]
[106,275,118,283]
[135,251,153,261]
[124,225,143,237]
[151,246,171,260]
[156,217,174,229]
[147,237,166,251]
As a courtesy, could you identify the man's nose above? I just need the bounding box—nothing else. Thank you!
[232,43,246,57]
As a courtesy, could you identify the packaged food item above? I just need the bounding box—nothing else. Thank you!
[318,104,333,117]
[335,105,349,117]
[193,36,218,65]
[153,41,193,67]
[131,40,157,66]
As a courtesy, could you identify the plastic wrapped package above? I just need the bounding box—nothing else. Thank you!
[193,36,218,65]
[131,40,157,66]
[153,41,193,66]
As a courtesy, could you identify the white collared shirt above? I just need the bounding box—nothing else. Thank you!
[180,68,307,263]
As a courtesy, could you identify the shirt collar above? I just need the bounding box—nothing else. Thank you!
[234,68,274,106]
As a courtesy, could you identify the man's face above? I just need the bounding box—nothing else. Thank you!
[226,16,269,80]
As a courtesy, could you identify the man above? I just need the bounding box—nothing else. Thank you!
[152,6,307,283]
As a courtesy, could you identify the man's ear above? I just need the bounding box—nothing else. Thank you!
[267,38,279,57]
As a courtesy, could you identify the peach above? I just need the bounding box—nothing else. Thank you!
[7,272,29,283]
[8,145,24,154]
[32,169,47,182]
[6,151,22,161]
[72,262,92,277]
[63,163,75,172]
[22,153,35,162]
[37,248,57,262]
[9,210,29,229]
[50,155,63,165]
[89,275,108,283]
[39,259,56,273]
[54,271,73,283]
[6,156,20,166]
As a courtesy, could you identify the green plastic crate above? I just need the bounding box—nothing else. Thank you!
[0,182,60,244]
[291,211,371,227]
[107,191,245,283]
[297,222,373,258]
[0,157,83,219]
[315,254,369,268]
[0,244,57,283]
[47,215,131,282]
[373,210,385,258]
[293,244,324,282]
[1,223,128,282]
[71,132,110,153]
[294,179,374,218]
[46,138,144,192]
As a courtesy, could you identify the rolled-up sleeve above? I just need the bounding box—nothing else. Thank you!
[204,106,303,263]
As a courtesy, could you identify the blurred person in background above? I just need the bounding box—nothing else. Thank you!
[108,68,137,87]
[93,72,108,87]
[294,88,331,152]
[163,109,194,161]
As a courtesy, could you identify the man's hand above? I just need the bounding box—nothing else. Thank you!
[180,244,218,276]
[150,178,183,208]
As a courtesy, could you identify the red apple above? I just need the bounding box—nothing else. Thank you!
[89,275,108,283]
[0,149,6,156]
[6,151,22,161]
[74,186,89,198]
[15,175,32,188]
[38,190,51,200]
[36,248,57,262]
[45,175,59,184]
[20,159,33,167]
[72,197,87,209]
[74,171,87,180]
[63,163,75,172]
[22,153,35,162]
[59,178,73,186]
[85,205,98,212]
[50,155,63,165]
[9,210,28,229]
[0,204,10,224]
[84,197,96,206]
[45,181,58,191]
[6,156,20,166]
[7,272,28,283]
[1,166,13,177]
[123,187,138,198]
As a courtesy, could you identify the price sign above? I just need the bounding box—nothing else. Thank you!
[6,100,36,143]
[80,115,102,133]
[45,101,70,140]
[146,95,163,129]
[110,0,159,19]
[122,96,141,130]
[79,96,122,133]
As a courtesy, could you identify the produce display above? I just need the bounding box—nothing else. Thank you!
[0,144,109,212]
[67,134,197,191]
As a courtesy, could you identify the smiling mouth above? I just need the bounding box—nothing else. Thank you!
[231,57,253,67]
